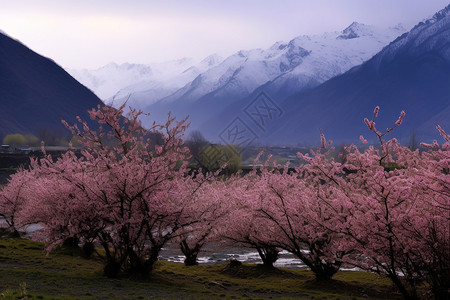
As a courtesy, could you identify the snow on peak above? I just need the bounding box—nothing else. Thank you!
[69,22,407,105]
[269,41,288,51]
[148,23,406,106]
[104,62,119,68]
[68,54,226,102]
[200,53,223,67]
[337,22,374,40]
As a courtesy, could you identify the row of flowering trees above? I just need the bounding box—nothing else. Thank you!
[0,104,226,278]
[222,123,449,299]
[0,104,448,299]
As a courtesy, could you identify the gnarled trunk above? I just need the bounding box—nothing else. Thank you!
[310,262,341,281]
[180,239,203,266]
[142,246,161,274]
[125,246,161,278]
[256,246,279,268]
[292,248,342,281]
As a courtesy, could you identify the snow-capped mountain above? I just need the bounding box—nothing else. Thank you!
[126,22,407,131]
[249,22,407,100]
[67,55,223,100]
[71,22,406,114]
[166,23,405,104]
[261,4,450,145]
[68,62,154,99]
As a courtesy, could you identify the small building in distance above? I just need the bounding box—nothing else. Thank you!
[0,145,12,153]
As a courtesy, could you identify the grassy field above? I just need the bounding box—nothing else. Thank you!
[0,238,402,299]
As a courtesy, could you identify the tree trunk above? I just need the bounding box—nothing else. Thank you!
[140,246,161,275]
[293,249,341,281]
[388,274,417,300]
[310,263,340,281]
[180,240,203,266]
[256,246,279,268]
[10,228,21,238]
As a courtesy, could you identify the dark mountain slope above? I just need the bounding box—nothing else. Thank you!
[0,31,102,142]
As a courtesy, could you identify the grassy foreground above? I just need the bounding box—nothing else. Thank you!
[0,238,401,299]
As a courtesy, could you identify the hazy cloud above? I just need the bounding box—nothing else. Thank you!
[0,0,448,68]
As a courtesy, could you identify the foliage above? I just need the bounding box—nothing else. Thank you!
[69,135,82,147]
[37,127,71,146]
[23,134,40,146]
[0,168,32,236]
[184,131,242,174]
[199,144,242,173]
[2,134,26,146]
[339,108,449,300]
[218,106,449,298]
[305,107,449,299]
[2,133,40,147]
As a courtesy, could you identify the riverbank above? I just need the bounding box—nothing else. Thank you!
[0,238,402,299]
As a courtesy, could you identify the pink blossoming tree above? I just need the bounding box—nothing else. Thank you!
[0,168,33,237]
[218,167,282,268]
[20,104,207,278]
[338,108,449,299]
[173,171,233,266]
[223,153,350,278]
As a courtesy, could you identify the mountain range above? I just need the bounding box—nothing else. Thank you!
[69,22,407,134]
[171,5,450,146]
[0,31,101,143]
[262,4,450,146]
[2,4,449,147]
[68,55,224,101]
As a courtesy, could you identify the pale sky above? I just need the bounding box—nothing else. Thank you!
[0,0,448,69]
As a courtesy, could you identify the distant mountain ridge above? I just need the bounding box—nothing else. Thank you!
[0,30,102,142]
[132,22,407,132]
[260,4,450,146]
[5,4,447,147]
[69,22,406,132]
[68,55,224,100]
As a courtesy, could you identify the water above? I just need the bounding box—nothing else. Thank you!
[160,244,308,269]
[159,244,359,271]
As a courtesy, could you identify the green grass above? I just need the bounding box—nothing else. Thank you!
[0,238,401,299]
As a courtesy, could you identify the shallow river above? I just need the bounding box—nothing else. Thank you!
[159,243,358,271]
